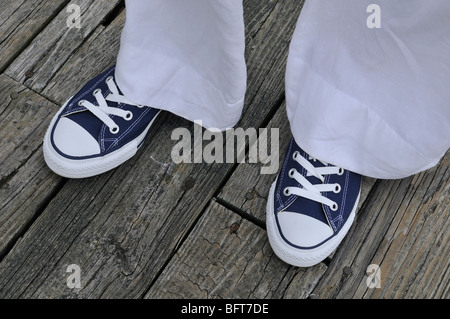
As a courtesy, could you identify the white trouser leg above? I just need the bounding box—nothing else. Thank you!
[286,0,450,179]
[116,0,247,130]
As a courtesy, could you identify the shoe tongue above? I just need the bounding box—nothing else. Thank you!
[62,66,120,141]
[63,66,116,115]
[63,67,127,139]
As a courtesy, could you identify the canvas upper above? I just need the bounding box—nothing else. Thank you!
[272,137,362,249]
[50,65,160,159]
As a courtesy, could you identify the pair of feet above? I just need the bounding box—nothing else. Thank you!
[43,66,362,267]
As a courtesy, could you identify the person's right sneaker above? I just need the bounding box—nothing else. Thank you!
[43,65,160,178]
[266,137,362,267]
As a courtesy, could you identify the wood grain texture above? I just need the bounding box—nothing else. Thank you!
[40,9,125,106]
[0,0,69,72]
[0,74,62,257]
[5,0,122,92]
[145,200,327,299]
[311,151,449,299]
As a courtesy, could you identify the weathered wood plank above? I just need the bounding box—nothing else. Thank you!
[145,200,327,299]
[358,155,449,299]
[5,0,123,92]
[41,10,125,105]
[0,113,169,298]
[0,0,68,72]
[0,74,62,257]
[311,151,449,299]
[0,0,305,298]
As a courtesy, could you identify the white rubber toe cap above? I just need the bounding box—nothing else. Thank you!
[52,117,101,157]
[277,211,334,248]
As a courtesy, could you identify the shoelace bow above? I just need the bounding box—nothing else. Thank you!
[78,76,143,134]
[284,151,344,212]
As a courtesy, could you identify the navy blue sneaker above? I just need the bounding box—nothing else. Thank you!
[266,137,362,267]
[43,66,160,178]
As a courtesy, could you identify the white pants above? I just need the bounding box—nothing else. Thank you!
[116,0,450,179]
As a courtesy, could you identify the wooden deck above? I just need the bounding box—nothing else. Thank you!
[0,0,448,299]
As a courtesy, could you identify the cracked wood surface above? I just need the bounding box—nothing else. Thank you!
[0,74,62,257]
[145,200,328,299]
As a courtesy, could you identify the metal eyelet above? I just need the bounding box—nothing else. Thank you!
[338,168,344,176]
[106,76,114,83]
[331,203,338,211]
[124,111,133,121]
[334,184,341,194]
[93,88,102,96]
[288,168,296,178]
[78,100,86,107]
[292,151,300,160]
[283,188,290,196]
[109,126,119,134]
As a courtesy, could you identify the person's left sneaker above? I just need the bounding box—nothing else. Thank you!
[43,65,160,178]
[266,137,362,267]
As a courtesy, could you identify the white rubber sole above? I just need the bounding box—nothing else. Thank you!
[43,101,160,179]
[266,180,360,267]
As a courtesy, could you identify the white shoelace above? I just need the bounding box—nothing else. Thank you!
[78,76,143,134]
[284,151,344,212]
